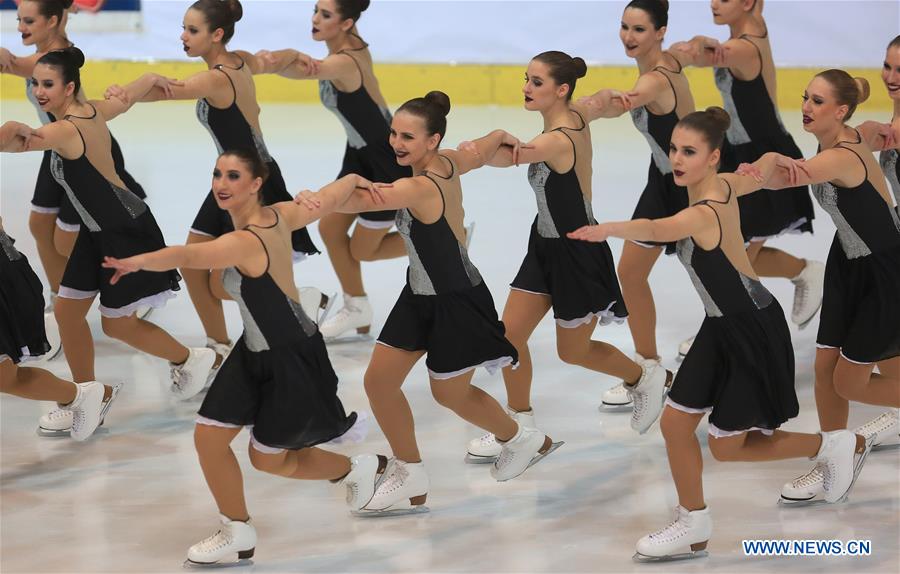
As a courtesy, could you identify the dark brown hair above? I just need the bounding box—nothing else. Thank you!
[190,0,243,45]
[334,0,369,24]
[815,69,870,122]
[889,35,900,50]
[625,0,669,29]
[30,0,74,23]
[677,106,731,152]
[36,46,84,94]
[397,91,451,142]
[532,51,588,101]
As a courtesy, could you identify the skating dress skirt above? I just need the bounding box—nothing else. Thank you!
[0,230,50,364]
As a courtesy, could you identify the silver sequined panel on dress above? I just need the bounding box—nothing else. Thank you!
[630,107,673,174]
[811,182,872,259]
[676,238,723,317]
[0,230,22,261]
[881,149,900,207]
[222,268,270,352]
[395,209,437,295]
[49,152,101,232]
[739,273,774,310]
[457,244,483,287]
[527,162,560,238]
[110,183,148,220]
[319,81,367,149]
[196,99,224,154]
[714,68,752,145]
[287,298,318,338]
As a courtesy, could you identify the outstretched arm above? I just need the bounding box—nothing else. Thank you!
[247,49,319,76]
[856,120,897,151]
[568,205,715,245]
[577,72,668,121]
[105,70,220,105]
[0,48,43,77]
[269,51,355,81]
[101,232,262,284]
[0,121,42,151]
[277,174,370,230]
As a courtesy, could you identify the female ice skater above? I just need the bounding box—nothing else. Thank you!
[0,0,149,359]
[107,0,323,363]
[733,71,900,506]
[252,0,413,340]
[670,0,824,356]
[570,107,873,562]
[0,123,110,442]
[103,150,381,566]
[296,91,561,515]
[463,51,672,464]
[575,0,698,410]
[1,48,217,417]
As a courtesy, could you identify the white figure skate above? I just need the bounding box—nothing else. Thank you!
[170,348,217,400]
[320,294,373,342]
[37,382,122,437]
[634,505,712,562]
[779,430,874,506]
[465,408,535,464]
[628,363,673,434]
[341,453,388,511]
[354,458,430,517]
[184,515,256,567]
[491,423,563,482]
[790,260,825,329]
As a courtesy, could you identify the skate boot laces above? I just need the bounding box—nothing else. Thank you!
[792,465,825,489]
[44,407,71,425]
[648,510,692,545]
[378,461,409,496]
[854,412,898,439]
[194,528,233,555]
[170,364,190,393]
[475,433,496,448]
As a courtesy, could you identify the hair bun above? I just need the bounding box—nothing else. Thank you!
[62,46,86,69]
[657,0,670,12]
[225,0,243,23]
[60,0,75,9]
[853,77,870,104]
[572,57,588,79]
[424,90,451,118]
[705,106,731,132]
[359,0,371,11]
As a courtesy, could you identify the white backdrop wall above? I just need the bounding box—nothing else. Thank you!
[1,0,897,67]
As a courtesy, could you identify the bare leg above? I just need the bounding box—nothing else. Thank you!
[555,319,642,383]
[28,212,67,293]
[0,359,76,403]
[101,314,190,364]
[319,213,364,296]
[815,347,848,431]
[746,240,805,279]
[833,357,900,408]
[618,241,663,360]
[708,430,822,462]
[182,232,229,344]
[349,226,406,262]
[363,344,425,462]
[500,290,551,413]
[659,406,706,511]
[876,357,900,380]
[54,295,96,382]
[430,370,518,441]
[194,424,249,521]
[248,445,351,481]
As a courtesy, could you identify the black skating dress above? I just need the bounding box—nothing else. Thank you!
[510,109,627,328]
[52,105,180,317]
[377,154,518,379]
[0,228,50,364]
[26,77,147,231]
[714,33,815,241]
[813,135,900,364]
[667,179,798,437]
[319,47,411,227]
[198,207,357,450]
[190,58,318,257]
[629,64,690,255]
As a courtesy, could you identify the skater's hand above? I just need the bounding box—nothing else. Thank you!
[0,47,12,71]
[567,224,611,243]
[359,177,392,205]
[102,256,143,285]
[13,123,42,150]
[499,131,533,166]
[775,155,809,186]
[735,162,764,182]
[299,54,321,76]
[877,123,897,149]
[104,84,131,107]
[148,74,184,99]
[293,189,319,210]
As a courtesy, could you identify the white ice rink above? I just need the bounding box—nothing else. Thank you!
[1,101,898,573]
